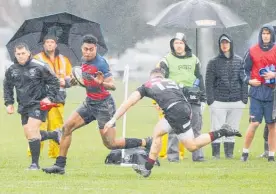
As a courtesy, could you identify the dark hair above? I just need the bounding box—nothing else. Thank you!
[14,43,30,52]
[43,35,58,43]
[82,34,98,45]
[150,68,165,77]
[262,27,271,33]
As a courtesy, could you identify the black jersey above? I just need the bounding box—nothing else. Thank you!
[137,78,188,111]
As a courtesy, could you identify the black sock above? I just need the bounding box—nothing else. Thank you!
[209,130,223,141]
[124,138,142,149]
[29,139,41,165]
[145,158,155,170]
[55,156,67,168]
[40,130,58,141]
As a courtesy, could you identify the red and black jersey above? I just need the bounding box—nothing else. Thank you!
[137,78,187,111]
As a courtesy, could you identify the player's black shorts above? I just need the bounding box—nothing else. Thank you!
[20,106,48,126]
[76,96,116,129]
[164,102,192,135]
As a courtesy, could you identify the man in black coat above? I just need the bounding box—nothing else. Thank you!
[205,34,248,159]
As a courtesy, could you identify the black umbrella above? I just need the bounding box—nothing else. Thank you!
[6,12,108,65]
[147,0,247,55]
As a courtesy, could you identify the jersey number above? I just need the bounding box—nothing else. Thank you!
[152,81,179,90]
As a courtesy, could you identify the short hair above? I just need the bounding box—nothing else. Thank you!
[14,43,30,52]
[150,68,165,77]
[82,34,98,45]
[262,27,271,33]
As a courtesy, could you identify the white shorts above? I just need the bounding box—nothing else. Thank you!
[160,118,194,141]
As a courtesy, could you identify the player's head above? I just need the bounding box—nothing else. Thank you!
[150,68,165,79]
[43,35,58,53]
[81,35,98,61]
[14,43,31,65]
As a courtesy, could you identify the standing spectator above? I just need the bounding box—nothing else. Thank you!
[205,34,248,159]
[258,59,276,158]
[157,32,206,162]
[241,24,276,162]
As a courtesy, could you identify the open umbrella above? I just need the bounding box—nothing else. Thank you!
[147,0,247,55]
[6,12,108,65]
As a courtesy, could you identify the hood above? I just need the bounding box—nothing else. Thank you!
[258,24,275,51]
[170,32,192,58]
[218,34,233,58]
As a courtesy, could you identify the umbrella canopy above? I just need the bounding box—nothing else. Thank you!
[147,0,247,29]
[6,12,108,65]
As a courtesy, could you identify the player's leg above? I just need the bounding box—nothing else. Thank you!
[99,127,150,149]
[264,101,276,162]
[133,118,169,178]
[23,108,47,170]
[241,97,262,161]
[42,102,92,174]
[179,123,241,153]
[27,118,47,157]
[97,97,151,150]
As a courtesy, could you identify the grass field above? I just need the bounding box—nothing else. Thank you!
[0,80,275,194]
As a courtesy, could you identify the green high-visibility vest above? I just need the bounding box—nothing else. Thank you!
[165,53,197,87]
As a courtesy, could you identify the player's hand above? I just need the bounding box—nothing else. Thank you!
[60,78,66,87]
[41,97,51,104]
[93,71,104,85]
[249,79,261,87]
[263,71,276,80]
[6,105,14,114]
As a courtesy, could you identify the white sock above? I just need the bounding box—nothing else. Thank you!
[243,148,249,153]
[269,151,275,157]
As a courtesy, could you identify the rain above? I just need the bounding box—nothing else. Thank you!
[0,0,274,81]
[1,0,276,192]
